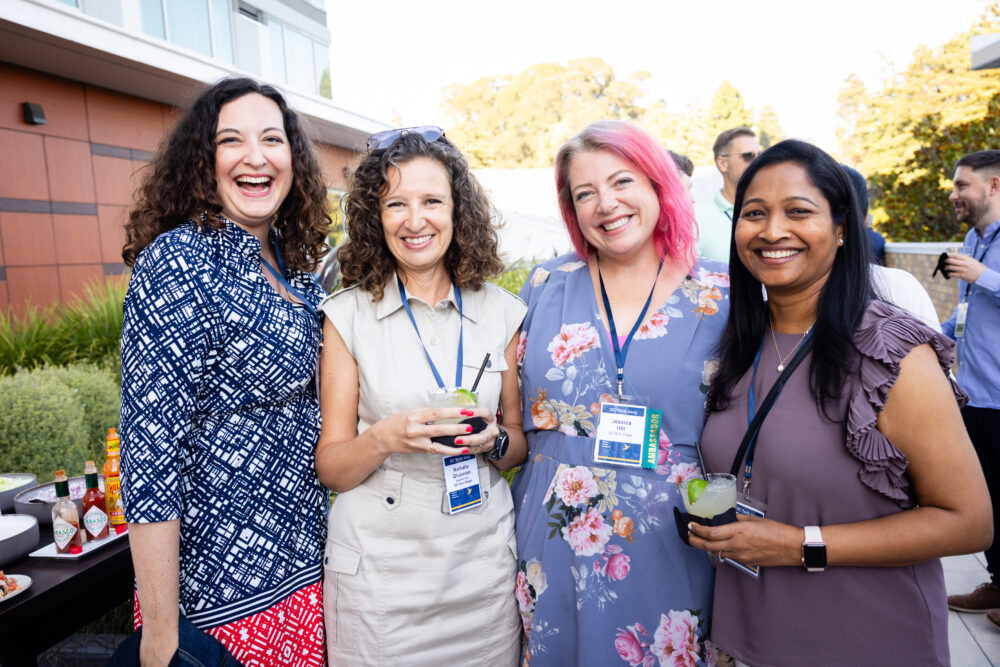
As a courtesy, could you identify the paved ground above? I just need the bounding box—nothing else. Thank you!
[946,553,1000,665]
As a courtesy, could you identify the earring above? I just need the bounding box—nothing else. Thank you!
[838,238,844,246]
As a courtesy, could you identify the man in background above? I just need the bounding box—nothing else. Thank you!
[694,127,760,262]
[668,150,695,204]
[942,150,1000,627]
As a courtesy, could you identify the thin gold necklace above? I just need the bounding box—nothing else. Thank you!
[769,317,813,372]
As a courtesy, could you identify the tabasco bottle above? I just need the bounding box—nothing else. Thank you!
[52,469,84,553]
[103,428,126,531]
[81,460,109,540]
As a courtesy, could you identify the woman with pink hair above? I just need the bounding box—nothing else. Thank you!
[512,120,729,666]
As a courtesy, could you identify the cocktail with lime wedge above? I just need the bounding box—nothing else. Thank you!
[679,473,737,520]
[427,388,478,423]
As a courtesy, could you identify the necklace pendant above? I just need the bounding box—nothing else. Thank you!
[777,363,785,373]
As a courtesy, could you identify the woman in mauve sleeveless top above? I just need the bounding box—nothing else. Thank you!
[688,140,991,666]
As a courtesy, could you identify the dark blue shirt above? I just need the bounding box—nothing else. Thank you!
[120,217,326,628]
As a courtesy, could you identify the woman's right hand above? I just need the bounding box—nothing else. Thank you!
[369,406,480,457]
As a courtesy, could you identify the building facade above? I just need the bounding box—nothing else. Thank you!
[0,0,384,317]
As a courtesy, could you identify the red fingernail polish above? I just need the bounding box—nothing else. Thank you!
[465,425,473,432]
[455,438,464,445]
[461,409,474,416]
[462,448,470,454]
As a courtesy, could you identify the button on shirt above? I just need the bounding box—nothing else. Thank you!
[695,189,735,263]
[942,219,1000,409]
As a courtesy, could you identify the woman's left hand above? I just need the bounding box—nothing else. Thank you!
[687,515,803,568]
[456,406,500,456]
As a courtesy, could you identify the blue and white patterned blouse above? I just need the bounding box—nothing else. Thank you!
[120,216,326,629]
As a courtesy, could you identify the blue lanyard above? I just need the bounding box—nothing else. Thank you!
[598,260,662,399]
[259,236,319,318]
[743,331,812,497]
[396,275,464,389]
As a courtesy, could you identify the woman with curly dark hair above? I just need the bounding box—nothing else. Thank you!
[316,128,527,665]
[118,77,330,667]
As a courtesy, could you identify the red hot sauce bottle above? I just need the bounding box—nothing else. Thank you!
[81,460,109,541]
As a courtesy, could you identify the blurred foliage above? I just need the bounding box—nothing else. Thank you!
[443,59,782,168]
[44,364,121,462]
[0,367,91,482]
[0,277,126,376]
[491,260,534,295]
[869,92,1000,242]
[836,3,1000,177]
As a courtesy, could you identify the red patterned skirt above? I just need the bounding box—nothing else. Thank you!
[135,581,325,666]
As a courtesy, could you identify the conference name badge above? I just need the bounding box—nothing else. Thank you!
[442,454,483,514]
[594,399,661,469]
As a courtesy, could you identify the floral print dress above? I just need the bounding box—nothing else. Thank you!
[512,253,730,667]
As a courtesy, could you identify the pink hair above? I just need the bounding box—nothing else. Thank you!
[554,120,698,271]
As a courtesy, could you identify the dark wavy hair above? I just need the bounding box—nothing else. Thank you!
[708,139,872,418]
[338,133,504,301]
[123,77,330,271]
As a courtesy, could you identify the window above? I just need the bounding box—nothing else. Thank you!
[139,0,233,63]
[314,42,331,99]
[269,20,286,85]
[269,18,331,98]
[139,0,166,38]
[283,26,315,94]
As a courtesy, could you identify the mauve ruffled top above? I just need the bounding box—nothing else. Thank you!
[701,300,964,667]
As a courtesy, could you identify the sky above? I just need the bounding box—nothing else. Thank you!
[327,0,993,161]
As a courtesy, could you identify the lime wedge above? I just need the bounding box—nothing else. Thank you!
[687,478,707,506]
[453,389,478,405]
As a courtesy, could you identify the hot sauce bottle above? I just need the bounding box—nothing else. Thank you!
[81,460,109,541]
[52,469,84,553]
[103,427,126,532]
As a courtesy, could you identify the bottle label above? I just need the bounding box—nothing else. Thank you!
[106,477,125,525]
[83,504,109,539]
[53,516,78,550]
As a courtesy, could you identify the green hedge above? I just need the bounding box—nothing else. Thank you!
[0,364,119,481]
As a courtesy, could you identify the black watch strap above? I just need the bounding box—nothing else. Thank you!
[489,426,509,460]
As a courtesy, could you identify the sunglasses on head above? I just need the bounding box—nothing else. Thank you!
[366,126,445,150]
[722,151,759,163]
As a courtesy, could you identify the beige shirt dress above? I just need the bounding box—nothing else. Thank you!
[320,276,525,666]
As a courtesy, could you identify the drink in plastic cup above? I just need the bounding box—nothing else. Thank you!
[679,473,737,520]
[427,388,478,424]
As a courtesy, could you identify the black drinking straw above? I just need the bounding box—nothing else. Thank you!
[470,353,491,394]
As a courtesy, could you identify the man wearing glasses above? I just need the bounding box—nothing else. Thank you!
[695,126,760,262]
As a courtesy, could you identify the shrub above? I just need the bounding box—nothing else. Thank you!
[51,277,127,367]
[44,364,120,461]
[0,368,89,482]
[0,304,56,374]
[0,277,126,376]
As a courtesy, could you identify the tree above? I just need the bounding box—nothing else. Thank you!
[704,81,753,144]
[443,63,784,167]
[442,58,646,168]
[755,105,784,149]
[869,92,1000,242]
[836,3,1000,176]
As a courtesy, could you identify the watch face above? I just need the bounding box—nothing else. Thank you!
[803,544,826,570]
[491,429,510,460]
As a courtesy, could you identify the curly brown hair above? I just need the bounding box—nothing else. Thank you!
[123,77,330,271]
[338,133,504,301]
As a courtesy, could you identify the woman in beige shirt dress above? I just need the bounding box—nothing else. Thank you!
[316,127,528,665]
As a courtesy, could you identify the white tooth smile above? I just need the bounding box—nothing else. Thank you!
[237,176,271,184]
[603,216,631,232]
[404,235,432,244]
[760,249,800,259]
